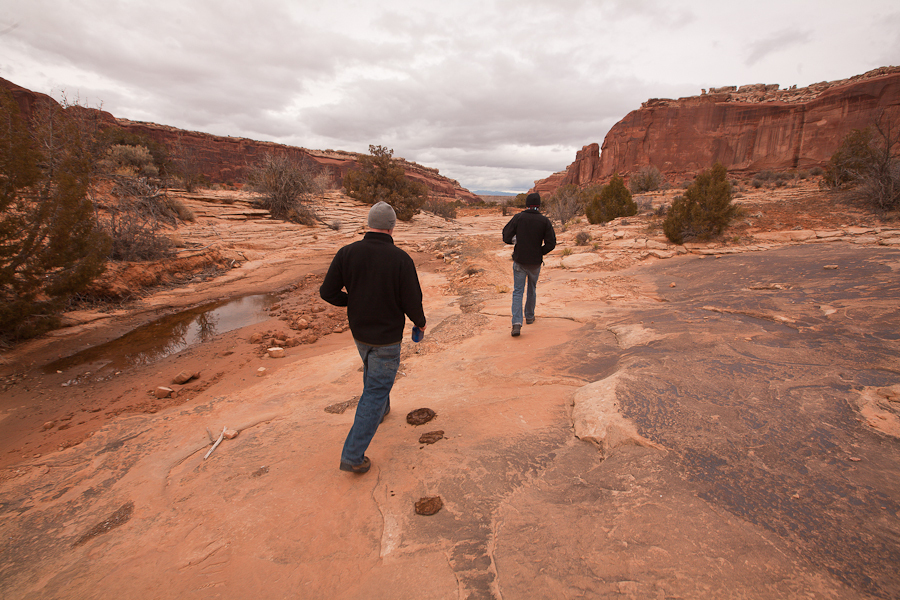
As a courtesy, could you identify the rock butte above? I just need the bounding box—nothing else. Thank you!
[533,66,900,196]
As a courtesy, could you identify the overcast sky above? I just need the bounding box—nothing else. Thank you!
[2,1,899,192]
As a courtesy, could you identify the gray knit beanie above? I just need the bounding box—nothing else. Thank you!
[368,201,397,230]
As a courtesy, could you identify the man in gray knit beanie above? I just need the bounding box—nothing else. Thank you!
[367,201,397,231]
[320,200,426,474]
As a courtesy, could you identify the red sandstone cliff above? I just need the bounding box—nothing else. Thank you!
[533,66,900,195]
[0,78,479,204]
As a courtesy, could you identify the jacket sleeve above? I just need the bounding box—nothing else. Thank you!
[400,257,426,328]
[502,215,517,245]
[541,220,557,255]
[319,251,349,307]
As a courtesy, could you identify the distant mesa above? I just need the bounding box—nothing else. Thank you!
[0,76,480,205]
[532,66,900,196]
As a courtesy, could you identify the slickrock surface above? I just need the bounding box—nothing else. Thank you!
[1,185,899,599]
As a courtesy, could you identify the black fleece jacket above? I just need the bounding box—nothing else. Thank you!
[319,232,426,346]
[502,208,557,265]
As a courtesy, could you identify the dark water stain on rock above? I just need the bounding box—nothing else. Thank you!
[73,501,134,547]
[415,496,443,516]
[407,408,436,425]
[324,397,359,414]
[419,430,444,444]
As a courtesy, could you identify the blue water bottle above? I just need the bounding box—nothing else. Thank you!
[412,326,424,343]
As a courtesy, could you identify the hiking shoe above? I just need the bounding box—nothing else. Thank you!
[339,456,371,474]
[511,324,521,337]
[526,317,535,324]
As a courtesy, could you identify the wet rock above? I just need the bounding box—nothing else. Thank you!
[325,397,359,414]
[415,496,443,516]
[419,430,444,444]
[172,370,198,385]
[73,501,134,547]
[407,408,437,425]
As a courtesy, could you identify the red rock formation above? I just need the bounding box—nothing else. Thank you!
[534,66,900,195]
[0,78,479,204]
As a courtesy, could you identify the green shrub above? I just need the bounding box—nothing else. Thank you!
[343,145,427,221]
[629,165,663,193]
[663,163,738,244]
[584,174,637,224]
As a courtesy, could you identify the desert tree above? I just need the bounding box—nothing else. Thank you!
[246,152,326,225]
[824,112,900,212]
[343,145,427,221]
[629,164,663,193]
[663,162,739,244]
[584,174,637,225]
[546,184,582,230]
[168,136,203,192]
[0,90,110,341]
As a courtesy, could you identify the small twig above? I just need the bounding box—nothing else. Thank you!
[206,427,215,443]
[204,426,226,460]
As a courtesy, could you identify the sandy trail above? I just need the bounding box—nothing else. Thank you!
[1,187,900,599]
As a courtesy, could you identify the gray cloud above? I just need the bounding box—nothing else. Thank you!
[1,0,895,192]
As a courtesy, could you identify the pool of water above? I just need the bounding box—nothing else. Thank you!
[45,294,278,373]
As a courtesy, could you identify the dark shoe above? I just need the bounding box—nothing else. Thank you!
[526,317,535,324]
[511,324,521,337]
[339,456,371,474]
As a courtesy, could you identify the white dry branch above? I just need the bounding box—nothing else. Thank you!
[204,426,226,460]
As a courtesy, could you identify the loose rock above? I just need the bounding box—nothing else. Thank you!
[172,370,198,385]
[155,386,174,399]
[267,347,285,358]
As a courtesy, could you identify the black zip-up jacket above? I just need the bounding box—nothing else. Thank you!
[319,232,426,346]
[502,208,557,265]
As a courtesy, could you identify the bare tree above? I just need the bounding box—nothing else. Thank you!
[246,152,326,225]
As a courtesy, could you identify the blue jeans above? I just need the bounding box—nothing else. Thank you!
[341,340,401,465]
[511,262,541,325]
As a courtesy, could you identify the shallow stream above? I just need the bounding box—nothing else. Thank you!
[44,294,277,373]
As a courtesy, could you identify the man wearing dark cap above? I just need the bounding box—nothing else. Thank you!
[502,192,556,337]
[320,201,427,474]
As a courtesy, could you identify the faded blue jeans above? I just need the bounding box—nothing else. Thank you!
[511,262,541,325]
[341,340,401,466]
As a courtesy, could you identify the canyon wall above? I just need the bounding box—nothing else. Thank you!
[533,66,900,195]
[0,78,479,204]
